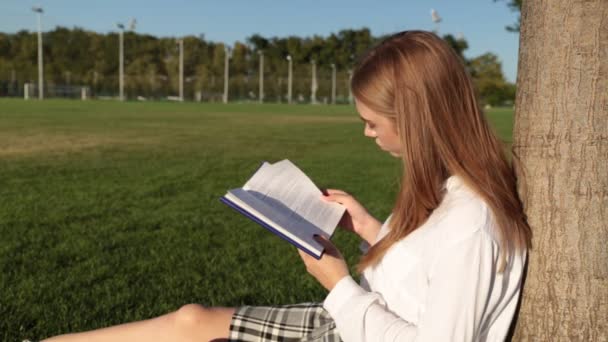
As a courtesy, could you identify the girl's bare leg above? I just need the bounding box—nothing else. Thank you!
[42,304,235,342]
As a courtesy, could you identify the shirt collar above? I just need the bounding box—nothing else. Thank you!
[444,175,464,192]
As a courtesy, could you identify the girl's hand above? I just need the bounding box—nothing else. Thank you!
[298,236,350,291]
[322,189,382,245]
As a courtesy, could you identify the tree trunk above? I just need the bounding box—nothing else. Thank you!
[512,0,607,340]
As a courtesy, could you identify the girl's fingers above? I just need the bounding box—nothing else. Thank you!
[298,248,312,261]
[322,193,353,206]
[325,189,349,195]
[314,235,340,256]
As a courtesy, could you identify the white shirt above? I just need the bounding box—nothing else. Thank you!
[323,175,526,342]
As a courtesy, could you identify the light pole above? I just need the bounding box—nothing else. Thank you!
[258,50,264,103]
[431,9,442,34]
[310,60,318,104]
[117,22,125,101]
[223,46,231,104]
[116,19,136,101]
[178,39,184,102]
[330,63,336,105]
[286,55,292,104]
[32,6,44,99]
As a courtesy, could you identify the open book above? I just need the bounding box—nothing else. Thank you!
[221,159,345,259]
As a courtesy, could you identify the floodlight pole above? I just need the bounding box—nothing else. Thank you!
[331,63,336,105]
[178,39,184,102]
[286,55,292,104]
[311,60,317,104]
[117,23,125,101]
[431,9,442,35]
[32,6,44,99]
[223,46,231,104]
[258,50,264,103]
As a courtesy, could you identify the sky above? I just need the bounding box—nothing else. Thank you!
[0,0,521,82]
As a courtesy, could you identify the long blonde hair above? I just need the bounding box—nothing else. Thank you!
[352,31,531,272]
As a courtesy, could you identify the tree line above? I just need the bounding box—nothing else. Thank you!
[0,27,515,105]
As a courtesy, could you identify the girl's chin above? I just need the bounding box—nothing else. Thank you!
[377,145,401,157]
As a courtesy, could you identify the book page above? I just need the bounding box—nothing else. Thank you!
[242,160,344,236]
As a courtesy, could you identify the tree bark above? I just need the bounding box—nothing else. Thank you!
[512,0,607,340]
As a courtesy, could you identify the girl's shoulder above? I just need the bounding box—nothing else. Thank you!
[436,176,492,237]
[402,176,497,252]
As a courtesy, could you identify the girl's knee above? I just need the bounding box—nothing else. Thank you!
[174,304,210,328]
[172,304,234,340]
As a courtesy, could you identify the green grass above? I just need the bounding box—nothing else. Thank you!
[0,99,513,340]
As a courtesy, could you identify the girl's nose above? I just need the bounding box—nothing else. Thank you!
[364,125,376,138]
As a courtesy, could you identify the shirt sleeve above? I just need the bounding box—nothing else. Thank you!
[323,230,496,342]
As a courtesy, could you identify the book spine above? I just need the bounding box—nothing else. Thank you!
[220,196,322,260]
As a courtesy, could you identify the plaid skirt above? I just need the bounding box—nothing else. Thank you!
[228,302,342,342]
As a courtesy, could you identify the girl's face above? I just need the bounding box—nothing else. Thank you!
[355,99,402,157]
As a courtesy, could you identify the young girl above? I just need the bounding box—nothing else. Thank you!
[42,30,531,342]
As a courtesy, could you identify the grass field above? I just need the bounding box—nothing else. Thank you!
[0,99,514,340]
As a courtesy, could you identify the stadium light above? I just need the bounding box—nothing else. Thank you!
[257,50,264,103]
[177,39,184,102]
[116,19,136,101]
[330,63,336,105]
[223,46,231,104]
[32,6,44,99]
[286,55,292,104]
[310,60,318,105]
[431,8,442,34]
[116,22,125,101]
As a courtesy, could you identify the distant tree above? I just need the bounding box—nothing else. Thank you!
[210,43,226,94]
[495,0,522,32]
[468,53,513,106]
[246,34,270,52]
[231,42,250,98]
[0,26,513,103]
[442,34,469,62]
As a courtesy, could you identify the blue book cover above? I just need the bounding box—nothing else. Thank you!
[220,160,345,260]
